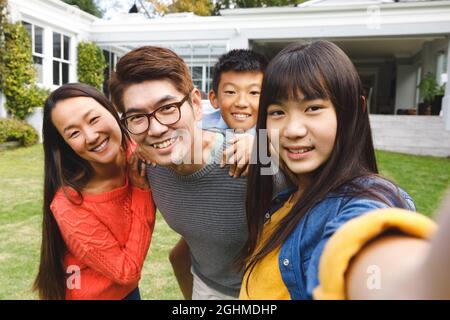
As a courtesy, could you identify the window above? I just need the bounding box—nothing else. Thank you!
[22,21,44,83]
[168,43,226,96]
[102,49,118,98]
[415,66,422,105]
[192,66,203,91]
[437,52,448,86]
[53,32,70,86]
[190,65,213,94]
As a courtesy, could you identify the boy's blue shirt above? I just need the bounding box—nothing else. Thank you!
[266,176,416,300]
[201,103,256,136]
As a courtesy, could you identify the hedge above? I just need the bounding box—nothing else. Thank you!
[77,41,107,91]
[0,118,38,147]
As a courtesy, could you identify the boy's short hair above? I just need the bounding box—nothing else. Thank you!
[109,46,194,113]
[212,49,268,94]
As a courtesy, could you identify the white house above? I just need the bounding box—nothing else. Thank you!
[2,0,450,156]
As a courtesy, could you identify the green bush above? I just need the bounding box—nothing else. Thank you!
[0,20,48,119]
[419,72,445,103]
[1,0,8,87]
[0,118,38,147]
[8,85,50,119]
[77,41,107,90]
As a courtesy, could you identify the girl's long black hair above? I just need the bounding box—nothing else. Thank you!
[33,83,130,300]
[239,41,404,291]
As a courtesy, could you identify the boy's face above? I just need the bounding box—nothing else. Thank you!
[209,71,263,131]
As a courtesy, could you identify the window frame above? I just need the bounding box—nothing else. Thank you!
[52,31,71,86]
[22,21,45,84]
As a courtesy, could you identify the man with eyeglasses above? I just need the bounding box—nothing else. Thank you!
[109,46,252,300]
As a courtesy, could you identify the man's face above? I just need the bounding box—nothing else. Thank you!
[209,71,263,131]
[122,79,202,167]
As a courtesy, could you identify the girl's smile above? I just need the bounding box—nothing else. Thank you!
[284,145,315,160]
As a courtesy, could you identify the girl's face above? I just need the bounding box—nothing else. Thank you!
[267,98,337,181]
[51,96,123,167]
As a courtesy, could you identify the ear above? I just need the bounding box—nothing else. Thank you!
[191,88,203,121]
[208,90,220,109]
[361,95,367,113]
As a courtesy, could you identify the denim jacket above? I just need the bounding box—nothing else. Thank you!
[266,177,416,300]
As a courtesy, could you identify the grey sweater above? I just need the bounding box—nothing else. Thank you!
[146,132,289,297]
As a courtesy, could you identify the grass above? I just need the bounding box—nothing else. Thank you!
[0,145,449,299]
[375,150,450,217]
[0,144,182,300]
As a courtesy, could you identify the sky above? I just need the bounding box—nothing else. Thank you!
[95,0,141,20]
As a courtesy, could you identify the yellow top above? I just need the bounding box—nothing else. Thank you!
[239,199,437,300]
[313,208,437,300]
[239,199,294,300]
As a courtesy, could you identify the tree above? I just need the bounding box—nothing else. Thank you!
[0,0,7,89]
[214,0,309,14]
[0,0,6,34]
[62,0,103,18]
[147,0,214,16]
[168,0,213,16]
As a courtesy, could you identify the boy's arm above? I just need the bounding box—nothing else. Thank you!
[169,238,193,300]
[221,133,254,178]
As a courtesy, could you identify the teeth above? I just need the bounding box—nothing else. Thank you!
[288,147,313,154]
[151,138,176,149]
[92,139,108,152]
[232,113,251,119]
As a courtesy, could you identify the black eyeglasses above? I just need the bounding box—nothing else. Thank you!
[121,94,189,135]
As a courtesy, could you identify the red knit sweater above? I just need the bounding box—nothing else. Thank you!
[51,178,155,300]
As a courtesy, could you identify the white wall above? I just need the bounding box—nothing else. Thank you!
[0,93,7,118]
[26,107,43,143]
[395,65,417,113]
[443,40,450,130]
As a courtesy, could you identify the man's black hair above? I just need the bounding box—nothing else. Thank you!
[212,49,268,94]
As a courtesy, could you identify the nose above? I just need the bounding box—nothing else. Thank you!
[284,116,308,140]
[85,128,100,145]
[147,116,168,137]
[235,93,250,108]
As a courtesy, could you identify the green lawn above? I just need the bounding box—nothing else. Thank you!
[0,144,182,300]
[0,144,449,300]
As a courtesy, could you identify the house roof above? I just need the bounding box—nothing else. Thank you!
[220,0,450,15]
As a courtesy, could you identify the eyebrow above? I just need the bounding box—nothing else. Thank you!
[270,98,327,108]
[124,94,178,115]
[222,82,261,88]
[269,102,285,108]
[63,109,95,133]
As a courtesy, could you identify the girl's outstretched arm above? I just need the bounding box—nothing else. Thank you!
[345,194,450,299]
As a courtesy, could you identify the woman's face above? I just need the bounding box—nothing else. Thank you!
[266,97,337,180]
[51,96,123,166]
